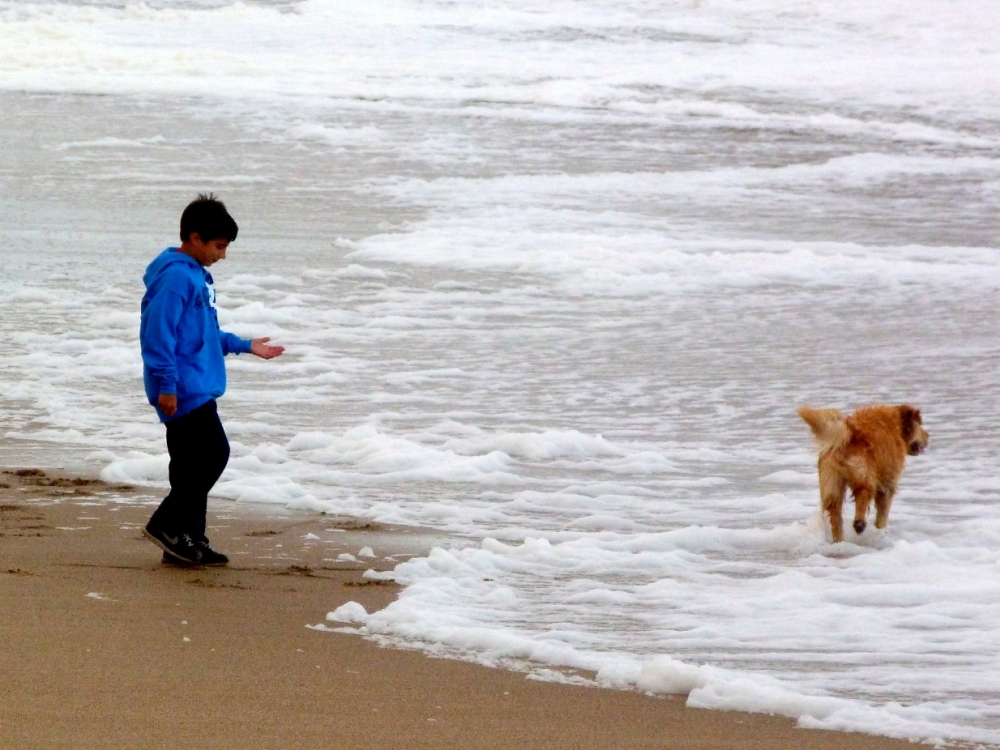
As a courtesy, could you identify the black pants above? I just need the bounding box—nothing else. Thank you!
[148,399,230,541]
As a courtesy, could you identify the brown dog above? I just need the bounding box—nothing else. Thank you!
[798,405,928,542]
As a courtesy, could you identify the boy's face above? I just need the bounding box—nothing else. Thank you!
[187,233,230,266]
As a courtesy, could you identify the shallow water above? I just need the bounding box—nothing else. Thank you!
[3,0,1000,742]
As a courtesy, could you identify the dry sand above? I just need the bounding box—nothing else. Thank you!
[0,468,921,750]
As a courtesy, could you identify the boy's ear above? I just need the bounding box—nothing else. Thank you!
[188,232,203,245]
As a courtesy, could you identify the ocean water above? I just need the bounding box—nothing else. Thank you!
[3,0,1000,743]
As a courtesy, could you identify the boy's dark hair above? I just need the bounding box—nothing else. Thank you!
[179,193,239,243]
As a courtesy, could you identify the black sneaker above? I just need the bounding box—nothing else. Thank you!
[195,539,229,567]
[142,524,201,564]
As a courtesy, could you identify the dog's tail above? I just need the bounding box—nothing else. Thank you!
[797,406,850,454]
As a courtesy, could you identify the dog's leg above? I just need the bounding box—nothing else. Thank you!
[825,498,845,543]
[819,460,846,543]
[852,484,875,535]
[874,488,894,530]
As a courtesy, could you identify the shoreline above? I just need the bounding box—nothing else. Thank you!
[0,467,927,750]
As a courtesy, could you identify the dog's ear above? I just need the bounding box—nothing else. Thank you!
[899,405,920,440]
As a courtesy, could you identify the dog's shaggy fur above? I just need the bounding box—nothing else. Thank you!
[798,404,928,543]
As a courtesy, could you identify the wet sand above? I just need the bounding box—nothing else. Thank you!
[0,469,919,750]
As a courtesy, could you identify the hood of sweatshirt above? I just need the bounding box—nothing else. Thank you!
[144,247,205,290]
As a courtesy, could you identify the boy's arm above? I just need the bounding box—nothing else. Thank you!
[141,289,185,399]
[219,330,253,356]
[219,330,284,359]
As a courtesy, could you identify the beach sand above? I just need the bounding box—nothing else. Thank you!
[0,469,918,750]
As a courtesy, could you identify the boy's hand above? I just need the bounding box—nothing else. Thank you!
[251,337,285,360]
[158,393,178,417]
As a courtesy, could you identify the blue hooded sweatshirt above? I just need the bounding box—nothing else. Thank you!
[140,248,252,422]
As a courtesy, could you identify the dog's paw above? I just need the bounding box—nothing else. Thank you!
[853,519,867,535]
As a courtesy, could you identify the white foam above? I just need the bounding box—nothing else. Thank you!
[3,0,1000,121]
[636,656,703,694]
[338,529,1000,742]
[332,264,389,280]
[100,453,169,485]
[327,601,369,623]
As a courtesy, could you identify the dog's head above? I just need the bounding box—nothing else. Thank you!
[899,405,928,456]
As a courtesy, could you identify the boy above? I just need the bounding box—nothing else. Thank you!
[140,194,284,566]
